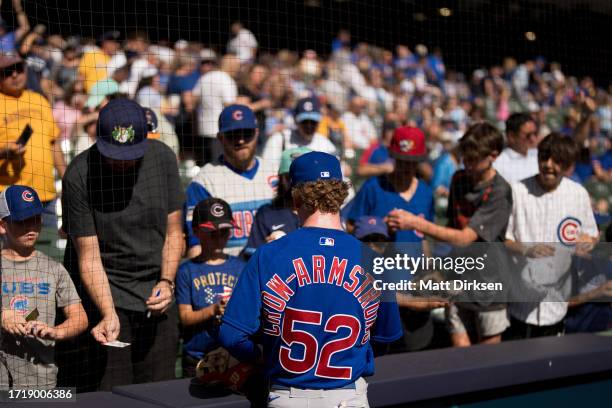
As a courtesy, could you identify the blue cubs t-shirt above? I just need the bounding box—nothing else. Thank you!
[222,227,402,389]
[347,176,434,243]
[176,256,246,359]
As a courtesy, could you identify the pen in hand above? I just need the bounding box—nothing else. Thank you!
[146,288,161,318]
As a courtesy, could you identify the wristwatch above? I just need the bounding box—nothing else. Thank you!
[158,278,175,292]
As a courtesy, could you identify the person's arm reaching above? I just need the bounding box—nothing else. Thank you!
[52,140,67,179]
[219,252,263,363]
[26,302,88,341]
[146,209,184,315]
[74,235,120,343]
[356,162,394,178]
[386,209,478,246]
[179,303,225,326]
[13,0,30,43]
[62,163,118,343]
[218,323,261,362]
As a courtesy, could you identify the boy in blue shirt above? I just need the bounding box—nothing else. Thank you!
[176,197,246,377]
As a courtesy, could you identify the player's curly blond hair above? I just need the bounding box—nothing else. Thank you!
[292,180,350,214]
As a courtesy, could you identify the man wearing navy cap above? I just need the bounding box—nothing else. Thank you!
[262,96,336,168]
[60,98,184,391]
[184,104,277,258]
[219,151,402,406]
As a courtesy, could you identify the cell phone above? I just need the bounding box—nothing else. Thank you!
[16,124,33,146]
[25,308,39,322]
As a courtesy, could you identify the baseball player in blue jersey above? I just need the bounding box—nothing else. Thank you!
[219,152,402,407]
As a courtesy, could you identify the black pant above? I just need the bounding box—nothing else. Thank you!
[503,316,564,341]
[57,306,179,392]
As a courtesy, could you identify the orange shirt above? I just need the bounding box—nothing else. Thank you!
[0,90,60,201]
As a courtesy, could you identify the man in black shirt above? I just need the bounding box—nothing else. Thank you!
[59,98,184,390]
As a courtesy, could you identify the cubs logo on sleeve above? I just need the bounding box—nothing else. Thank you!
[557,216,581,246]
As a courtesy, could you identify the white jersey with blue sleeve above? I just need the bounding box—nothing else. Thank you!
[184,157,278,255]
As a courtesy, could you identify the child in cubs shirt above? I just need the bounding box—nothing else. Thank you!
[0,185,87,389]
[176,197,245,378]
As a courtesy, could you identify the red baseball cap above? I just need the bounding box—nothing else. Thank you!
[388,126,427,161]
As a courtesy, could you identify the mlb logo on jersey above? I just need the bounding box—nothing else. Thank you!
[320,171,330,178]
[319,237,335,246]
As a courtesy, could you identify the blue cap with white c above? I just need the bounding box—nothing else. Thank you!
[218,104,257,133]
[0,185,44,221]
[294,97,322,123]
[289,151,342,187]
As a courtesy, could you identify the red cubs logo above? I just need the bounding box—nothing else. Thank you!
[21,190,34,202]
[232,110,243,121]
[557,216,581,246]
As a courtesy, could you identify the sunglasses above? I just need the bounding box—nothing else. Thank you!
[223,129,257,142]
[0,62,25,78]
[299,120,318,127]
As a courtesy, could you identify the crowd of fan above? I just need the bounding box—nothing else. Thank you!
[0,2,611,392]
[4,22,610,214]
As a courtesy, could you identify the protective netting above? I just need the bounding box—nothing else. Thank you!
[0,0,610,395]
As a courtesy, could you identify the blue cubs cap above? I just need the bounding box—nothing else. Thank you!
[290,151,342,186]
[354,216,389,240]
[0,185,44,222]
[294,97,322,123]
[218,104,257,133]
[96,98,148,160]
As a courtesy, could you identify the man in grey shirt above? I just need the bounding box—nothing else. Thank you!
[59,99,184,391]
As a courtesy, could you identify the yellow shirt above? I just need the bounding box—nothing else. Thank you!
[317,116,347,138]
[0,90,60,201]
[78,50,110,92]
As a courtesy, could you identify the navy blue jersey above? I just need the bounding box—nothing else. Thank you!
[176,256,245,359]
[347,176,434,243]
[221,227,402,389]
[242,204,300,257]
